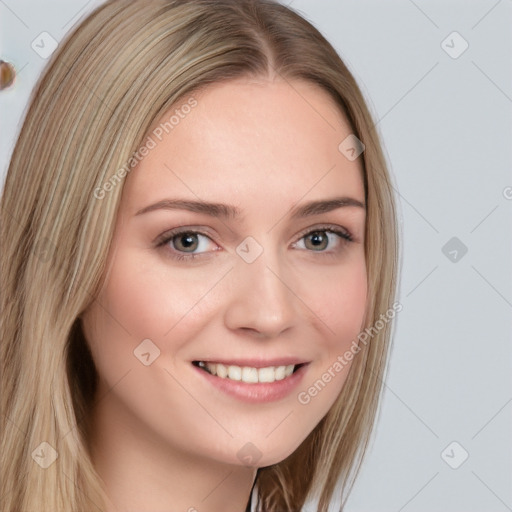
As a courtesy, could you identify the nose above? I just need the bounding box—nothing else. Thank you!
[223,249,297,339]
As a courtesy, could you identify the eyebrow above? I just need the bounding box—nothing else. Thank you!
[134,196,365,219]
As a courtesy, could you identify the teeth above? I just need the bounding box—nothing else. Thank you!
[242,367,258,383]
[275,365,286,380]
[199,362,297,383]
[227,365,242,381]
[216,363,227,378]
[258,367,275,383]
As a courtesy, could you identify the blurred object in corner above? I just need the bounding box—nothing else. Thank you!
[0,60,16,90]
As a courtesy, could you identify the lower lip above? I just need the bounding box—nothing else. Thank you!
[192,363,309,403]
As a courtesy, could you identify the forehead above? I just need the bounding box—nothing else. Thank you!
[121,78,365,216]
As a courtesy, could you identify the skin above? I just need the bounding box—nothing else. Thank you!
[81,76,367,512]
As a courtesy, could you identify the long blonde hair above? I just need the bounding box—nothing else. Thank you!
[0,0,399,510]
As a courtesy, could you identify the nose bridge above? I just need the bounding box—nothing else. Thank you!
[223,239,297,337]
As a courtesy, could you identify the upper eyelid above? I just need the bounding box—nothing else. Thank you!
[155,226,216,247]
[295,223,352,239]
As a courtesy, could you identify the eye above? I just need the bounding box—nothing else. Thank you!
[155,224,355,262]
[156,228,219,261]
[292,225,353,254]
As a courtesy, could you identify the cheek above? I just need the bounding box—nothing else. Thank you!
[82,249,232,390]
[81,254,178,380]
[304,253,368,349]
[97,251,220,342]
[80,252,225,445]
[291,255,367,412]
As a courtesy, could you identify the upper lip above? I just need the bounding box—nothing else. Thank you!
[192,357,309,368]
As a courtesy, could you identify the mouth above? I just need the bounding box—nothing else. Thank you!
[192,360,307,384]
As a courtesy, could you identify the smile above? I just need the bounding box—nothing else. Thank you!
[193,361,304,383]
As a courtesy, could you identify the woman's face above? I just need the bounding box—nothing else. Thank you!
[81,77,367,468]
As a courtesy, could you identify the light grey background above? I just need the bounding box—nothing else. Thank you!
[1,1,511,511]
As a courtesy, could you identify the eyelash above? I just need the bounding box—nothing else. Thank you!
[155,224,354,262]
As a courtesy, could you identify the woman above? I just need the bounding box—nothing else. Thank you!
[0,0,399,510]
